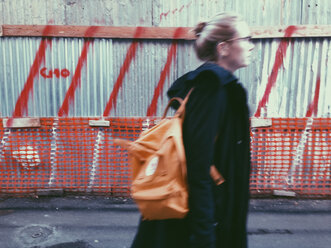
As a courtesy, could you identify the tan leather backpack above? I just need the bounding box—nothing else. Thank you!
[114,89,224,220]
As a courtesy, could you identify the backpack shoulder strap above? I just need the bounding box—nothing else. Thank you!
[175,88,194,118]
[162,97,183,118]
[162,88,195,119]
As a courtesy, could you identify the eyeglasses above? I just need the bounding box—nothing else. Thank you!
[223,36,253,43]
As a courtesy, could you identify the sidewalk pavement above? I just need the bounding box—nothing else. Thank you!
[1,196,330,212]
[0,196,330,248]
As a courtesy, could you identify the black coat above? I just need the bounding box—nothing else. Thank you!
[131,63,251,248]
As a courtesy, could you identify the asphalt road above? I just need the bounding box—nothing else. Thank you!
[0,197,330,248]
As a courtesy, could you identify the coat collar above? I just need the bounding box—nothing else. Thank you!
[188,62,238,86]
[167,62,238,101]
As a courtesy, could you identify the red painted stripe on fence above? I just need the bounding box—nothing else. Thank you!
[11,26,53,118]
[306,76,321,117]
[254,26,298,117]
[103,27,143,116]
[58,26,99,117]
[146,28,184,117]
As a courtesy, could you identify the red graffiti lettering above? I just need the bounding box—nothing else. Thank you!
[61,69,70,78]
[160,11,171,22]
[40,67,53,78]
[53,68,60,78]
[40,67,71,79]
[160,2,192,23]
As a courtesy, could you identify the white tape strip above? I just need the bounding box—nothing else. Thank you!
[89,128,104,188]
[0,129,11,160]
[48,118,59,186]
[287,118,313,185]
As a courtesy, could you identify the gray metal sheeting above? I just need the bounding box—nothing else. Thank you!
[1,0,330,26]
[0,0,330,117]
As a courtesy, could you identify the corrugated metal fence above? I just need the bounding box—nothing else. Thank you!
[1,36,330,117]
[0,0,330,197]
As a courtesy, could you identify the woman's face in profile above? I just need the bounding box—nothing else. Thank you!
[224,21,255,71]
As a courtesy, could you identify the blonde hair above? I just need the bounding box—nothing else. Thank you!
[193,12,243,62]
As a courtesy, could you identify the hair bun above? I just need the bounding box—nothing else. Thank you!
[193,22,207,37]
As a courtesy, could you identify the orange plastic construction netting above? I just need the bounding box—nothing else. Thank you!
[0,117,330,197]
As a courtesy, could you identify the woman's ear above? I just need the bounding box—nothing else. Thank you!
[217,42,230,57]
